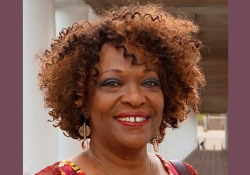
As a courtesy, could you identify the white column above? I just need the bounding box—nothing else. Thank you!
[23,0,58,174]
[225,112,228,150]
[55,0,96,160]
[55,0,91,35]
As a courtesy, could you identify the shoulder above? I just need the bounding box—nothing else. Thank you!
[35,162,61,175]
[35,160,86,175]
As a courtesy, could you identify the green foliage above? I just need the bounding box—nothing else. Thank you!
[197,113,206,121]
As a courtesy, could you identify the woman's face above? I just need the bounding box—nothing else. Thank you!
[86,42,164,150]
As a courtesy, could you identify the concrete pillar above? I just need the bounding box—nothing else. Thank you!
[55,0,96,160]
[23,0,57,174]
[55,0,90,35]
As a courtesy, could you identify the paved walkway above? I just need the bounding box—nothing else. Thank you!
[184,149,228,175]
[197,125,226,150]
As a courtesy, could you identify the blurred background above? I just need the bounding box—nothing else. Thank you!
[23,0,228,174]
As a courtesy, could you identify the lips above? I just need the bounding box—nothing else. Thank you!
[115,111,149,126]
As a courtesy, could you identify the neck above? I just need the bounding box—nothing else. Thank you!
[89,134,150,171]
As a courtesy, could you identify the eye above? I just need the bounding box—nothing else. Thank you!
[143,79,160,87]
[101,79,121,87]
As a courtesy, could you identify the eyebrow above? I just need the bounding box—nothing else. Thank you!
[99,69,122,77]
[100,68,154,77]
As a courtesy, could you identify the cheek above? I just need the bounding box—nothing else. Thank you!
[152,91,164,123]
[89,91,116,119]
[159,92,164,109]
[153,91,164,111]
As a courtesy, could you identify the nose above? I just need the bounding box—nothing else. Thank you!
[120,84,146,108]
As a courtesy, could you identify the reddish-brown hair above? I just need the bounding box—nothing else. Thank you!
[37,3,205,143]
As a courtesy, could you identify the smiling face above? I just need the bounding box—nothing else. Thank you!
[86,42,164,150]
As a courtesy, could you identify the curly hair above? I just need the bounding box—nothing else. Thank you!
[37,3,205,143]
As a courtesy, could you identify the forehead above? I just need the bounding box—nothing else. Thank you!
[96,42,156,72]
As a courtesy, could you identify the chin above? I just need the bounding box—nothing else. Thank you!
[117,135,149,150]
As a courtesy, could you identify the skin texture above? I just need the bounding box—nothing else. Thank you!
[69,42,167,175]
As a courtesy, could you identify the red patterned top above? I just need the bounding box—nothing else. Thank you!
[35,155,198,175]
[156,154,198,175]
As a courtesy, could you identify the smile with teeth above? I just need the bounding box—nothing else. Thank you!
[116,117,147,123]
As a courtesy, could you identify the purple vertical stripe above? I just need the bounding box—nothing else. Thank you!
[0,0,23,174]
[229,0,250,174]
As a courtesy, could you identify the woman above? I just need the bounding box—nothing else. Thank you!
[36,3,205,175]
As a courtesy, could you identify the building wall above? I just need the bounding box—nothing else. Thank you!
[207,115,226,130]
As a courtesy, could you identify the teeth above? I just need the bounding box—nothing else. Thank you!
[135,117,141,122]
[116,117,147,123]
[130,117,135,122]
